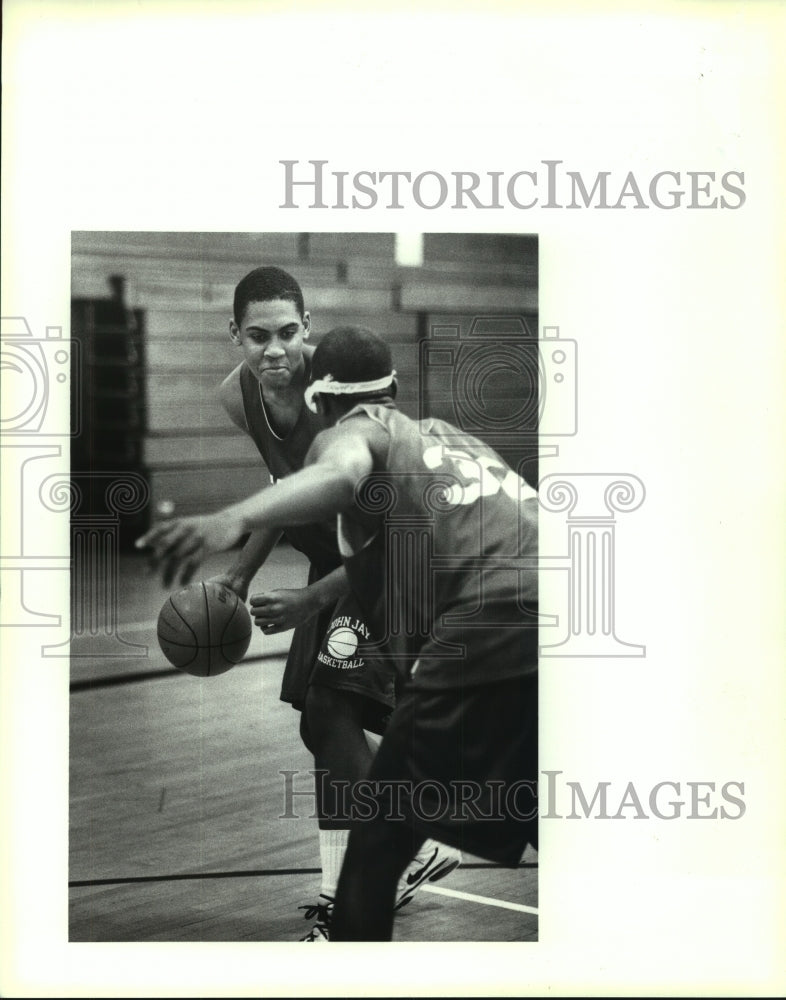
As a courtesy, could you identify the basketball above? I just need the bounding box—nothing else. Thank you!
[157,580,252,677]
[326,626,359,659]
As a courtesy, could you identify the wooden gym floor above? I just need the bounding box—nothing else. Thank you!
[69,546,538,943]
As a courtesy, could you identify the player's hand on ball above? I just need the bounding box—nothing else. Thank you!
[250,588,320,635]
[205,573,250,603]
[136,514,244,588]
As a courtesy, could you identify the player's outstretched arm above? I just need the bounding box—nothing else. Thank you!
[136,427,374,586]
[229,424,376,532]
[207,368,282,597]
[208,526,283,601]
[136,513,249,588]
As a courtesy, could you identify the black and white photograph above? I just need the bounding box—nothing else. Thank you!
[67,230,540,944]
[2,1,785,997]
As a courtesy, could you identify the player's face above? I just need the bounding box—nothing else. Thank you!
[230,299,310,388]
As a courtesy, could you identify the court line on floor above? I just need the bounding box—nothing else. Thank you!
[422,884,538,915]
[69,868,320,887]
[69,651,285,692]
[113,619,159,634]
[69,862,536,889]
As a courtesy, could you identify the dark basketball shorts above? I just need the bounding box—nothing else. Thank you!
[280,584,396,736]
[362,672,538,866]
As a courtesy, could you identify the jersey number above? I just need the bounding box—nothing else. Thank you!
[421,444,532,506]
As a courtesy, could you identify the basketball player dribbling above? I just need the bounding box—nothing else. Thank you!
[138,324,538,942]
[156,269,459,940]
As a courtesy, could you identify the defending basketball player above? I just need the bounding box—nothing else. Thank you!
[138,325,538,942]
[156,269,459,939]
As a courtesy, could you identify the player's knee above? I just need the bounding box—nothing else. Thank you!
[304,683,362,745]
[299,708,315,754]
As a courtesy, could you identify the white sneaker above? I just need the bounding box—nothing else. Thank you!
[298,893,334,941]
[395,840,462,910]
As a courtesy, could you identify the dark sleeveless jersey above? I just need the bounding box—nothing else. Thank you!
[336,403,539,689]
[238,359,340,574]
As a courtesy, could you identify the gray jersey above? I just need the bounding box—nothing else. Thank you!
[337,403,538,690]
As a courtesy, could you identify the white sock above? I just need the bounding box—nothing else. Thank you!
[319,828,349,899]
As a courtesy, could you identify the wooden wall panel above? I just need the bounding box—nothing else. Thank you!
[423,233,538,266]
[145,309,418,340]
[149,466,270,516]
[144,433,259,468]
[72,233,537,513]
[399,283,538,312]
[73,279,393,314]
[72,231,303,263]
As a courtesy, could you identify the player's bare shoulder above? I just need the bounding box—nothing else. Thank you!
[310,408,389,466]
[218,363,249,433]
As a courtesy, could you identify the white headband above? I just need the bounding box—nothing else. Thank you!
[305,371,397,412]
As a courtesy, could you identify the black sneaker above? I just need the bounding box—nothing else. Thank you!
[298,893,334,941]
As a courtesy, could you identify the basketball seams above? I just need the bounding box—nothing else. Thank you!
[156,580,252,677]
[202,581,213,676]
[169,589,210,646]
[158,638,246,649]
[157,599,199,667]
[221,599,253,665]
[162,599,199,644]
[158,637,222,649]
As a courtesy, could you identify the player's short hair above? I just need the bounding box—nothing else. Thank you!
[233,266,305,325]
[313,326,393,382]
